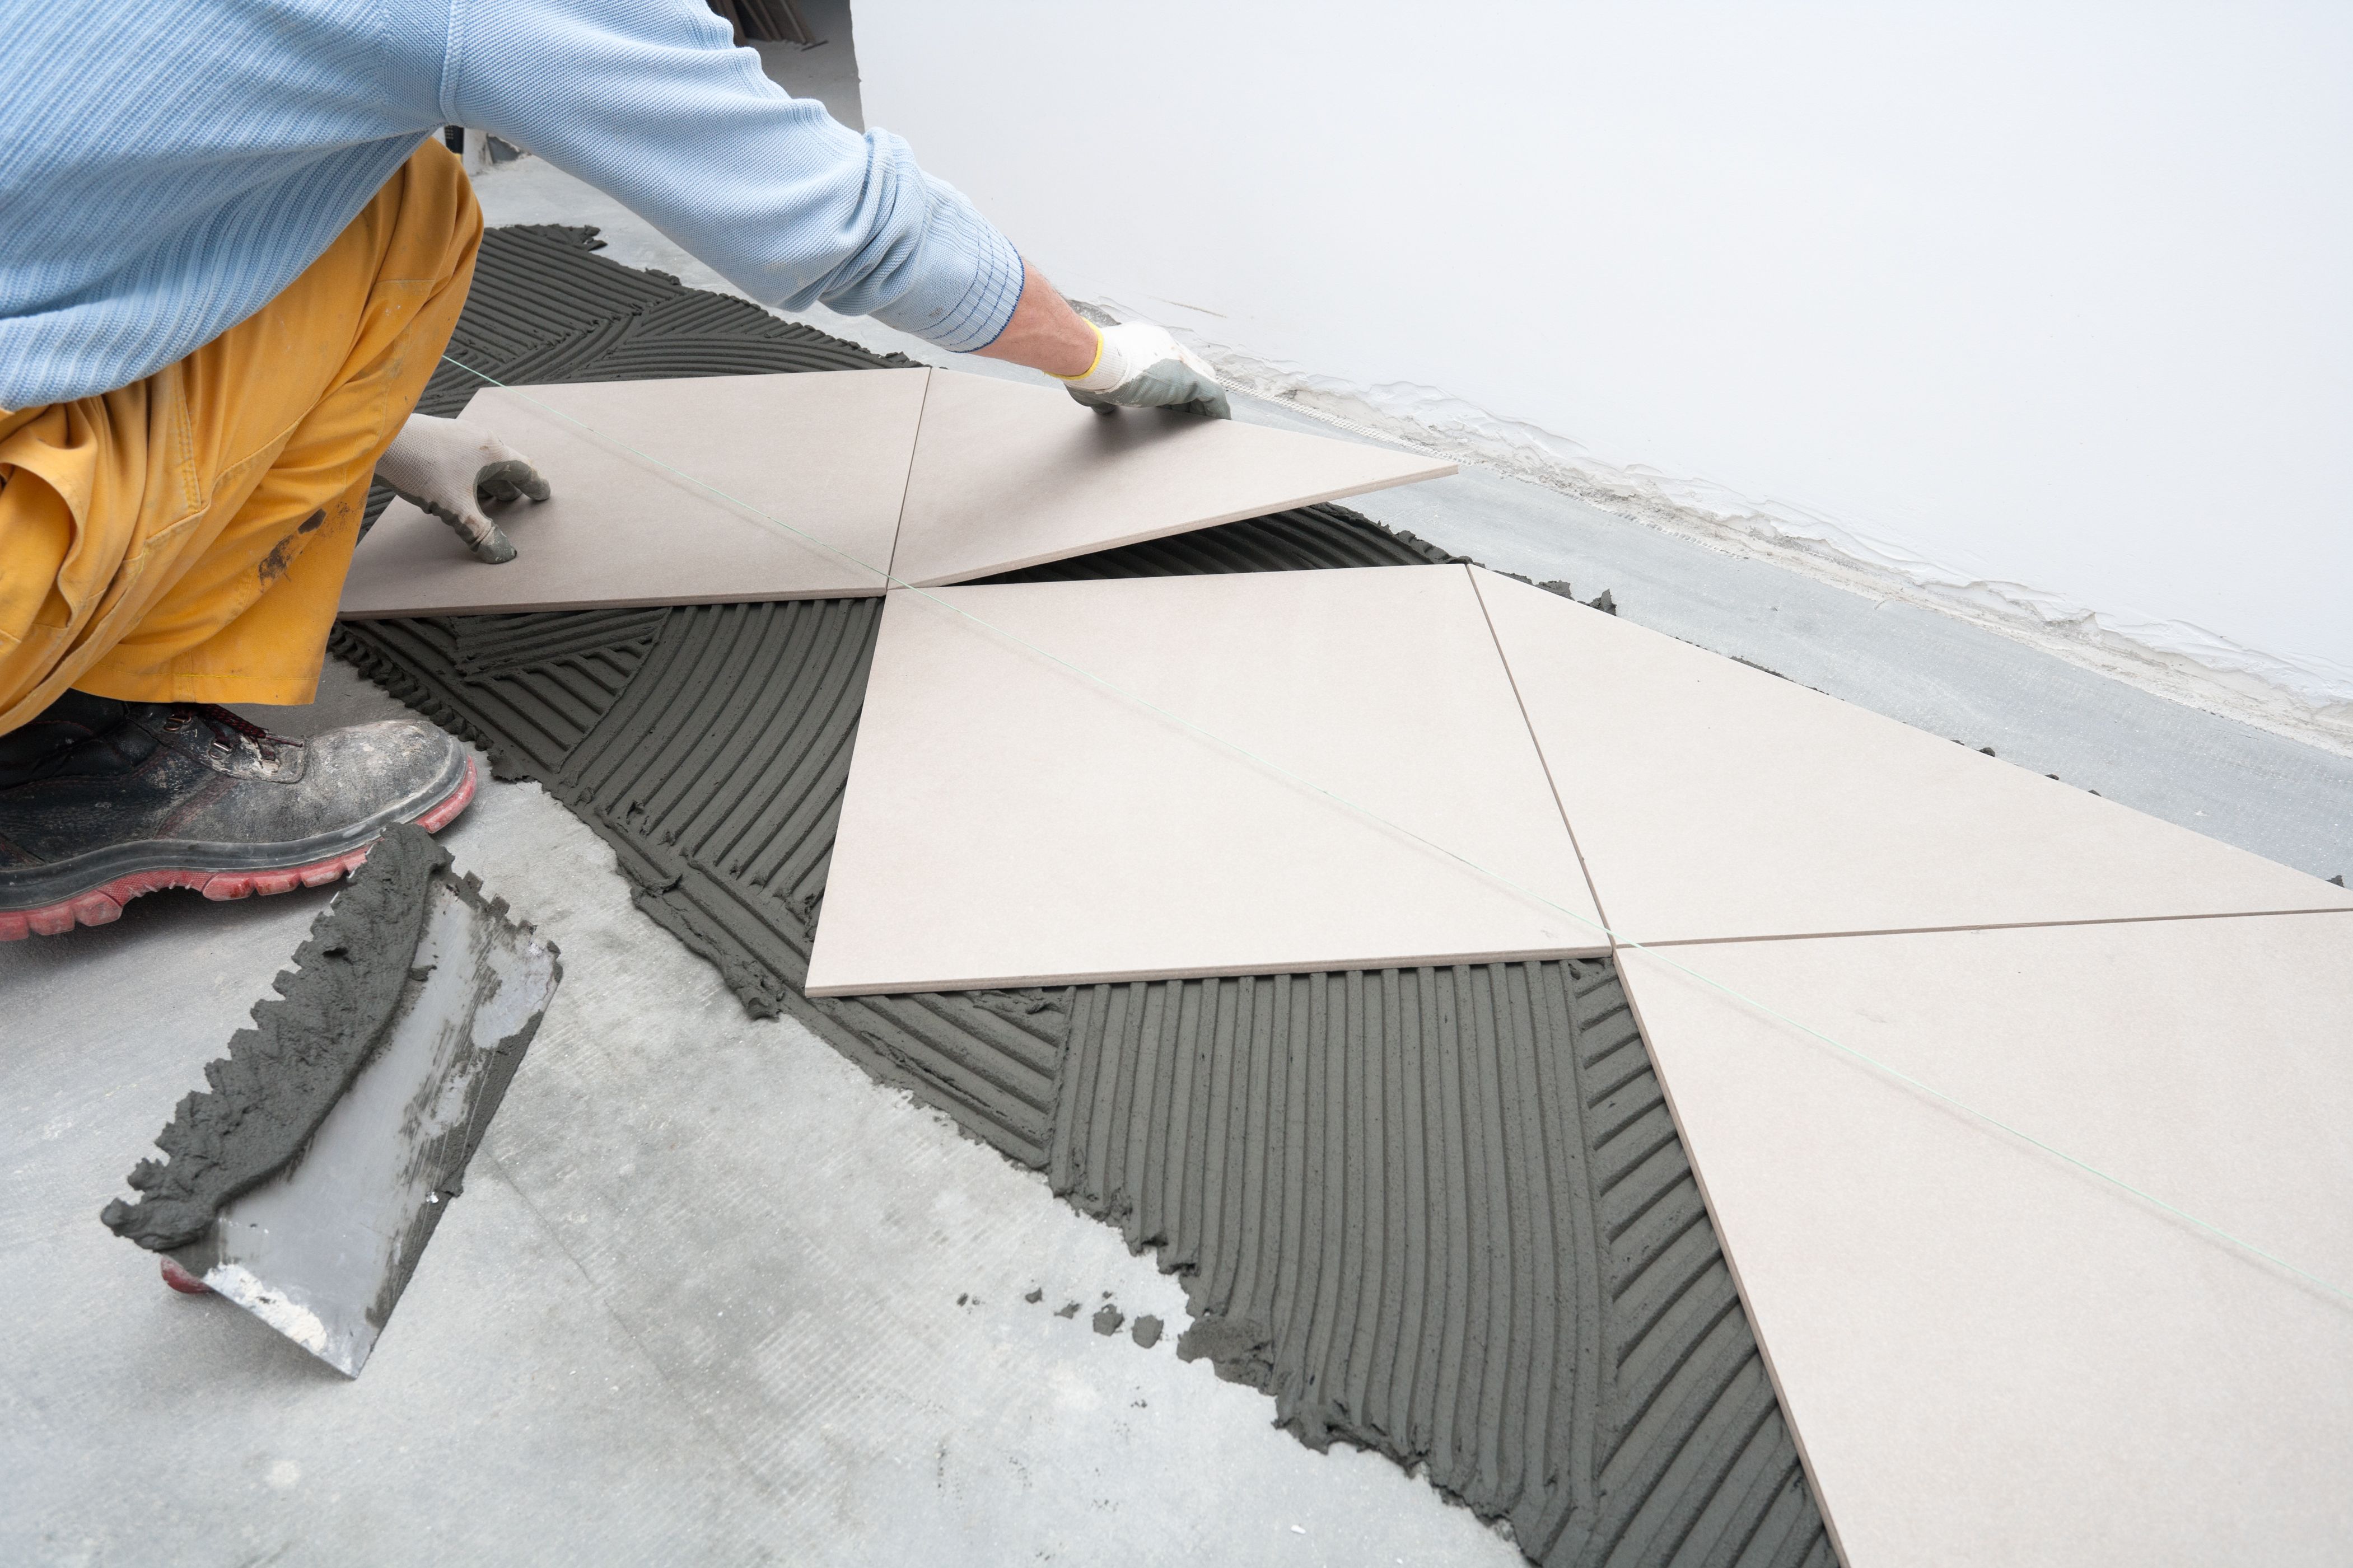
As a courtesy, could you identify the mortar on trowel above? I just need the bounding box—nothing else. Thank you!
[99,825,561,1377]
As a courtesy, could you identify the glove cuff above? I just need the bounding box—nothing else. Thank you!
[1047,324,1108,386]
[1057,322,1183,394]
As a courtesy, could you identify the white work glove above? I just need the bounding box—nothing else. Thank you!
[1056,322,1231,420]
[373,413,551,564]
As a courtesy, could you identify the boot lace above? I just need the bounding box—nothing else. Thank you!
[166,703,289,764]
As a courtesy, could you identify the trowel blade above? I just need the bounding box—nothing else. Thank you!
[167,874,559,1377]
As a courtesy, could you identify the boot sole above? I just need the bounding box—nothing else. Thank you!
[0,756,476,941]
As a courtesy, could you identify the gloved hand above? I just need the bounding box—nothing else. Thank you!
[373,414,551,564]
[1056,322,1231,419]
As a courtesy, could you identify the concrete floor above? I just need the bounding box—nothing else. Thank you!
[10,108,2351,1567]
[2,668,1523,1568]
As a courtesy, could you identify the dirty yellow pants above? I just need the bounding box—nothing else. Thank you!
[0,140,479,734]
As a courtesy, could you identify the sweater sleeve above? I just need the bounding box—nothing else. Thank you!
[437,0,1024,351]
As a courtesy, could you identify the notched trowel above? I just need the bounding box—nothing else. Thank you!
[100,824,561,1377]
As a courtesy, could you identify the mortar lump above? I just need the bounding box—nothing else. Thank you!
[101,826,447,1251]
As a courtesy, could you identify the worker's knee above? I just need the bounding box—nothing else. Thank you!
[0,141,485,726]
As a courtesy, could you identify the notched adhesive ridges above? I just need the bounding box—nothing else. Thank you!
[978,506,1463,581]
[333,223,1834,1564]
[333,609,668,780]
[336,582,1836,1560]
[333,510,1459,1160]
[1055,963,1833,1568]
[346,596,1073,1163]
[564,596,1070,1164]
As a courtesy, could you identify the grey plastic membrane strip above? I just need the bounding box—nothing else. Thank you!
[333,224,1837,1564]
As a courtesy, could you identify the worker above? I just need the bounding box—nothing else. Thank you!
[0,0,1227,940]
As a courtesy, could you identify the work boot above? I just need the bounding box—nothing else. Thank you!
[0,691,474,939]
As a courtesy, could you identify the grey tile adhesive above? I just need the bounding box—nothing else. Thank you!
[332,226,1838,1566]
[101,825,561,1375]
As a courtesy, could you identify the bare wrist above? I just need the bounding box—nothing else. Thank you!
[972,260,1101,377]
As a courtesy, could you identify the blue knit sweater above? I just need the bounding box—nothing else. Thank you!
[0,0,1024,408]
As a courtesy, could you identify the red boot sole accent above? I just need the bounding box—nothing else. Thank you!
[0,756,476,942]
[160,1256,213,1295]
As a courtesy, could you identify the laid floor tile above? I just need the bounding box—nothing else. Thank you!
[887,371,1455,587]
[1472,569,2351,943]
[1617,915,2353,1567]
[805,566,1603,996]
[339,371,925,616]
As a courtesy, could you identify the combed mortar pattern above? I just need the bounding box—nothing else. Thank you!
[332,224,1836,1565]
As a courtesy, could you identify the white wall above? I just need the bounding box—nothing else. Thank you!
[858,2,2353,716]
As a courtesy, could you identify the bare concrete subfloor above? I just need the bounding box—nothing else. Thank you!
[1,664,1523,1568]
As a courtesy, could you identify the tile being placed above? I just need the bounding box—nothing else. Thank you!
[1617,915,2353,1568]
[1470,569,2352,943]
[804,565,1602,996]
[886,369,1455,586]
[339,371,925,616]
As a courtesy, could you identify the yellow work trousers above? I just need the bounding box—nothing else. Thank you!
[0,139,480,733]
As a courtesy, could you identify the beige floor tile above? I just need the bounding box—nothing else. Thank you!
[1619,915,2353,1568]
[886,371,1455,587]
[1472,569,2351,942]
[805,565,1603,996]
[339,371,925,616]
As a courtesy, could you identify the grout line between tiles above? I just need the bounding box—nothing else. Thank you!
[883,366,933,586]
[1615,918,2352,1565]
[1617,934,2353,1308]
[1633,903,2353,950]
[1464,564,1618,947]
